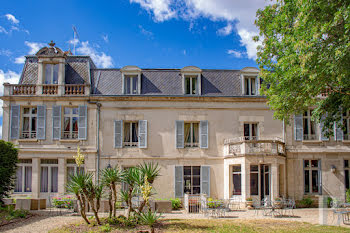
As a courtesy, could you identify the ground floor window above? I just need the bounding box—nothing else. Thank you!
[304,159,320,194]
[232,165,241,195]
[249,164,270,197]
[345,160,350,190]
[250,165,259,195]
[184,166,200,194]
[40,159,58,193]
[15,159,32,192]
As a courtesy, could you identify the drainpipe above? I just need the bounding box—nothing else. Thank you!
[88,101,101,183]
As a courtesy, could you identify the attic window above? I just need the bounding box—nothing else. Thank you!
[44,64,59,84]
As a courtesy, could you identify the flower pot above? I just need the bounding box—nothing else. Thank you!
[246,201,254,210]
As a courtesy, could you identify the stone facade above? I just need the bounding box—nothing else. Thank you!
[2,43,350,203]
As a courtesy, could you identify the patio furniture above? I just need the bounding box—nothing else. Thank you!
[253,200,264,216]
[229,196,242,210]
[283,199,295,217]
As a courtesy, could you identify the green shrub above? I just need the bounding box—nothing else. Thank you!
[170,198,181,210]
[327,197,333,208]
[99,223,111,232]
[346,189,350,203]
[300,197,314,208]
[0,141,18,204]
[52,196,75,209]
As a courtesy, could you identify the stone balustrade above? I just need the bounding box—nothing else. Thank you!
[3,83,89,96]
[65,84,85,95]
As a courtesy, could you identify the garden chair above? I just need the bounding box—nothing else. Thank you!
[283,199,295,217]
[331,200,345,225]
[253,199,264,216]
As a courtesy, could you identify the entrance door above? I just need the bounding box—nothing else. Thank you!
[260,164,270,201]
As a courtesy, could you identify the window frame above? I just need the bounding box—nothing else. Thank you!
[14,159,32,193]
[183,166,201,195]
[303,159,320,194]
[182,73,201,96]
[243,122,259,140]
[184,122,199,148]
[243,76,258,96]
[232,165,242,196]
[122,72,141,95]
[62,107,79,139]
[20,107,37,139]
[184,75,198,95]
[303,110,317,140]
[123,121,139,147]
[40,159,59,193]
[44,63,59,85]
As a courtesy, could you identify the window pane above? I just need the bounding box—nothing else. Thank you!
[346,170,349,190]
[132,77,138,94]
[72,108,78,114]
[24,166,32,192]
[64,117,70,131]
[31,107,37,114]
[193,123,199,143]
[64,108,70,115]
[67,167,75,184]
[192,166,200,175]
[15,167,23,192]
[31,117,36,131]
[125,77,131,94]
[304,170,309,193]
[265,172,269,195]
[192,77,197,94]
[132,122,138,142]
[233,173,241,195]
[23,108,29,114]
[185,77,190,94]
[184,176,191,194]
[250,165,258,172]
[245,78,249,95]
[52,64,59,84]
[233,165,241,172]
[250,172,258,195]
[51,167,58,192]
[184,166,191,176]
[311,160,318,168]
[251,78,256,95]
[252,123,258,138]
[40,167,48,192]
[310,121,316,135]
[72,117,78,132]
[303,118,309,135]
[193,186,200,194]
[244,124,250,138]
[193,176,200,186]
[304,160,310,168]
[184,123,191,143]
[345,160,349,168]
[45,64,51,84]
[312,170,319,193]
[124,122,130,142]
[23,117,30,131]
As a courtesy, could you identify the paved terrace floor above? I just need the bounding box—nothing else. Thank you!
[1,208,349,233]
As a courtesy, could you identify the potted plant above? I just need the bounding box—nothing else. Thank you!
[274,197,283,209]
[246,197,253,209]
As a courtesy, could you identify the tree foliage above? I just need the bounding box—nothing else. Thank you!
[255,0,350,130]
[0,140,18,203]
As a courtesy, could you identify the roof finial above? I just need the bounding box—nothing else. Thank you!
[48,40,55,47]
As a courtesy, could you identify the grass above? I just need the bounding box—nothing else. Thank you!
[49,218,350,233]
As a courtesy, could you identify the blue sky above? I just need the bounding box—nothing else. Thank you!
[0,0,270,136]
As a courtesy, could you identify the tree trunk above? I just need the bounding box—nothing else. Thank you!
[89,197,101,225]
[111,182,117,218]
[138,200,146,213]
[77,194,90,224]
[108,187,113,219]
[126,187,134,219]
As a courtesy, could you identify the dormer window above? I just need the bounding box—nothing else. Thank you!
[240,67,260,96]
[121,66,141,95]
[185,75,197,95]
[181,66,202,96]
[244,76,257,96]
[124,75,138,94]
[44,64,59,84]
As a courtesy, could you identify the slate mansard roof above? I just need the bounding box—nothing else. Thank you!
[19,54,258,97]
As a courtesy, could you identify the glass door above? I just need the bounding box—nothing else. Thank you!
[260,164,270,201]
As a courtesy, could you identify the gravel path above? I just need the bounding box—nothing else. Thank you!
[0,208,348,233]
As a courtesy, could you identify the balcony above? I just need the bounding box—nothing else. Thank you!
[224,136,286,157]
[3,83,90,96]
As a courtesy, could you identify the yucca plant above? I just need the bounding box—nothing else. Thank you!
[66,173,91,224]
[83,178,104,225]
[101,166,122,218]
[138,210,162,233]
[122,167,141,219]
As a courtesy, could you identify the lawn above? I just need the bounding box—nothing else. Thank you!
[50,218,350,233]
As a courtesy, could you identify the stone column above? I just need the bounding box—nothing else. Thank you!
[223,161,230,199]
[271,162,279,200]
[241,159,249,201]
[57,60,65,96]
[58,158,65,194]
[32,158,40,198]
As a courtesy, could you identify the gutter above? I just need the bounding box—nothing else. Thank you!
[88,101,102,183]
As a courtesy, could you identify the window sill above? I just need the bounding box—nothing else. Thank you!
[18,139,38,142]
[59,139,80,143]
[301,140,322,143]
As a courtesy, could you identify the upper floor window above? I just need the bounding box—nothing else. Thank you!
[303,110,316,140]
[184,76,198,95]
[184,122,199,147]
[124,75,139,95]
[343,111,350,140]
[44,64,59,84]
[244,76,257,95]
[124,122,138,147]
[244,123,258,140]
[63,107,78,139]
[21,107,37,139]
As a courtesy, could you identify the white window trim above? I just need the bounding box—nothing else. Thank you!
[184,122,199,148]
[63,107,79,139]
[243,122,259,140]
[15,161,32,193]
[122,72,141,95]
[21,107,37,139]
[242,75,259,96]
[123,121,138,147]
[182,73,201,95]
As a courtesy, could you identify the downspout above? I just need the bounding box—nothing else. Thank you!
[88,101,101,183]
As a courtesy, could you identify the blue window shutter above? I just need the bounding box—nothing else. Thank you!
[78,105,87,140]
[199,120,208,148]
[37,105,46,140]
[52,105,61,140]
[201,166,210,196]
[174,166,183,198]
[10,105,20,139]
[319,114,328,141]
[294,114,303,141]
[318,160,322,195]
[175,120,184,148]
[138,120,147,148]
[114,120,123,148]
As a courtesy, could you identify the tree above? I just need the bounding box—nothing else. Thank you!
[101,166,122,218]
[255,0,350,131]
[0,140,18,204]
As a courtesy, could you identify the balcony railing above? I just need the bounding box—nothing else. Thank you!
[123,142,138,147]
[65,84,85,95]
[20,131,36,139]
[42,84,58,95]
[10,84,36,95]
[62,131,78,140]
[224,136,285,157]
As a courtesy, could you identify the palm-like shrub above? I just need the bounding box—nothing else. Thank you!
[83,178,103,225]
[122,167,142,219]
[138,210,162,233]
[101,166,122,218]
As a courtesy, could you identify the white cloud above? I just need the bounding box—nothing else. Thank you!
[0,26,8,34]
[217,23,233,36]
[102,34,109,43]
[0,49,12,57]
[76,41,113,68]
[0,70,21,129]
[227,49,244,58]
[25,41,46,55]
[5,14,19,24]
[14,56,25,64]
[130,0,270,60]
